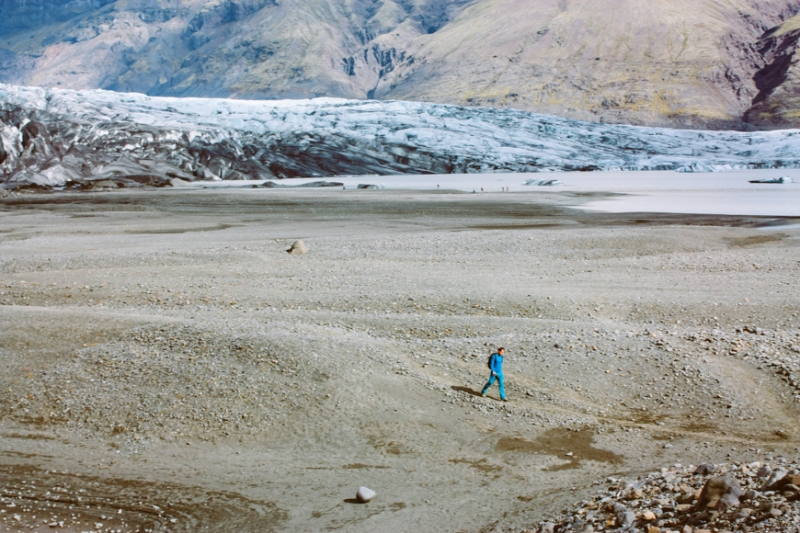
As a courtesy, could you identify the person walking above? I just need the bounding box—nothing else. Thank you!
[481,347,507,401]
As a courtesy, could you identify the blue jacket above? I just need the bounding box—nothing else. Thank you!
[489,353,504,375]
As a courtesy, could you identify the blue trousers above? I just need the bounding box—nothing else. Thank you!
[481,373,506,400]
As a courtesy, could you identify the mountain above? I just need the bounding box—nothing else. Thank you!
[3,83,800,190]
[0,0,799,129]
[744,12,800,128]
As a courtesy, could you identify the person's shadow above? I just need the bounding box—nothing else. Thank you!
[451,385,482,397]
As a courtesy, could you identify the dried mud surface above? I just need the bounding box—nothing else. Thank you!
[0,188,799,533]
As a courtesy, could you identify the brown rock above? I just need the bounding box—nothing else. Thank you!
[641,510,657,521]
[646,526,660,533]
[627,488,644,500]
[697,475,742,509]
[767,473,800,491]
[695,463,716,475]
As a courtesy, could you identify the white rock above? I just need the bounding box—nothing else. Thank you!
[356,486,376,503]
[287,240,308,256]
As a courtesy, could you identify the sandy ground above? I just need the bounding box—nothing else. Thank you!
[1,178,799,533]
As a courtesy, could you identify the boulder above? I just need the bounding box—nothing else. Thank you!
[697,475,742,510]
[695,464,717,475]
[356,486,375,503]
[761,468,788,490]
[766,471,800,491]
[287,240,308,255]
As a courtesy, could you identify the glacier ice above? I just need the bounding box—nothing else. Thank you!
[1,83,800,188]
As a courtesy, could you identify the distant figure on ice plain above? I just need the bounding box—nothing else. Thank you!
[481,347,507,401]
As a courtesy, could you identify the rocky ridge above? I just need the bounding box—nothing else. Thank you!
[3,84,800,190]
[745,13,800,128]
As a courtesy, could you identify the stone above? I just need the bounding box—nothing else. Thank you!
[356,486,375,503]
[767,472,800,491]
[646,526,661,533]
[620,510,636,527]
[287,240,308,255]
[694,464,716,475]
[769,507,783,518]
[538,523,555,533]
[717,491,741,511]
[576,525,593,533]
[742,490,758,501]
[761,467,788,490]
[697,475,742,509]
[641,510,657,520]
[756,465,772,478]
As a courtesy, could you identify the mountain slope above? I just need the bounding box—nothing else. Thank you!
[1,0,800,128]
[744,12,800,128]
[376,0,797,128]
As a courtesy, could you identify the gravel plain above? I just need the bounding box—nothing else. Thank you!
[0,187,799,533]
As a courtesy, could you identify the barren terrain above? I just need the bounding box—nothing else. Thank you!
[3,0,800,128]
[1,186,799,532]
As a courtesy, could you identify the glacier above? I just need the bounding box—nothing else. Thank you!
[1,83,800,189]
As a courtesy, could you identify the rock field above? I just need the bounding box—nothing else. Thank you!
[534,460,800,533]
[0,188,798,533]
